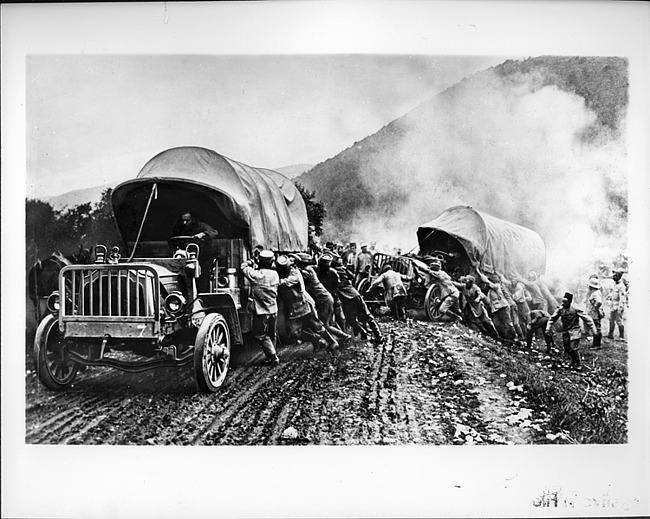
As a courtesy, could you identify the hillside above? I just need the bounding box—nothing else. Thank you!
[42,183,115,211]
[274,164,313,179]
[296,56,628,271]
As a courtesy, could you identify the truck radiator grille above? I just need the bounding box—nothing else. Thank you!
[60,265,159,319]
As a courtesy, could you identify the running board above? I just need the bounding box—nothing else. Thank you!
[69,350,194,373]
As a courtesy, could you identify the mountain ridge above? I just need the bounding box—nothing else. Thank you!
[295,55,628,253]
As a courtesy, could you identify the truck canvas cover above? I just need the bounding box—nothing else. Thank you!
[416,205,546,276]
[112,147,308,253]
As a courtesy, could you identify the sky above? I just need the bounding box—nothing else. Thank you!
[3,2,650,518]
[26,54,509,198]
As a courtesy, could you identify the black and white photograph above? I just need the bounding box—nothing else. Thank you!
[3,2,650,517]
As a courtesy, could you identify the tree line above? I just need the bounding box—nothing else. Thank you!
[26,188,122,268]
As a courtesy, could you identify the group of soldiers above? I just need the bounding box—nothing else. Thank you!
[242,231,629,372]
[412,257,629,372]
[242,248,383,366]
[169,212,628,372]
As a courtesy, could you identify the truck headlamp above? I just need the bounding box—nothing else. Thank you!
[164,291,187,317]
[47,291,61,314]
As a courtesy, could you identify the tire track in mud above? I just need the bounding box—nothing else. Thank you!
[246,361,312,444]
[25,392,106,419]
[355,323,414,445]
[199,360,315,445]
[160,366,265,444]
[62,398,136,445]
[389,333,426,444]
[25,391,116,439]
[275,357,332,444]
[26,397,133,444]
[357,333,389,443]
[89,365,227,444]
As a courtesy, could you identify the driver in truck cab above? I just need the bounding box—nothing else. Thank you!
[169,210,219,292]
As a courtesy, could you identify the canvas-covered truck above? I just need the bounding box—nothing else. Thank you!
[416,205,547,278]
[415,205,549,318]
[33,146,308,393]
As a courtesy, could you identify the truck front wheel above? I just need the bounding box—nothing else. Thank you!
[194,313,231,393]
[34,314,78,390]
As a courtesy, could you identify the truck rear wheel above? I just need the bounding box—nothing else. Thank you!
[194,313,231,393]
[34,314,78,390]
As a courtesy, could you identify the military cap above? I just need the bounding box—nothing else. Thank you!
[318,253,333,265]
[259,250,274,260]
[276,255,290,267]
[295,252,314,264]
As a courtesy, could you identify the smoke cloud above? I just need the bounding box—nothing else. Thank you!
[344,69,627,294]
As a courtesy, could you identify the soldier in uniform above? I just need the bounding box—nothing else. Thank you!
[332,254,383,345]
[276,255,339,355]
[315,253,347,332]
[546,292,597,371]
[607,270,627,341]
[355,244,374,286]
[517,271,548,312]
[453,275,499,339]
[478,271,517,340]
[586,277,605,348]
[369,263,409,321]
[526,308,555,353]
[341,242,358,277]
[241,250,280,366]
[498,273,525,339]
[293,253,351,343]
[512,277,531,333]
[169,210,219,292]
[416,259,463,322]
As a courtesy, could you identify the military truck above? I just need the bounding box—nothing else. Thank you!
[33,146,308,393]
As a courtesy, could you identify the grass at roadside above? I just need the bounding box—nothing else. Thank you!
[462,330,628,444]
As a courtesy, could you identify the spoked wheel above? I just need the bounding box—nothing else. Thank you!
[424,284,442,321]
[194,313,231,393]
[358,278,382,314]
[33,314,78,390]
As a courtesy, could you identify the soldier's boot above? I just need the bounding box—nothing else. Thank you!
[618,325,625,341]
[592,333,602,349]
[350,321,368,339]
[570,350,582,370]
[300,331,324,352]
[513,322,524,340]
[321,329,339,355]
[366,319,383,345]
[486,321,500,341]
[327,325,352,343]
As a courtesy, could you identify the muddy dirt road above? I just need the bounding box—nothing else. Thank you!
[25,315,553,446]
